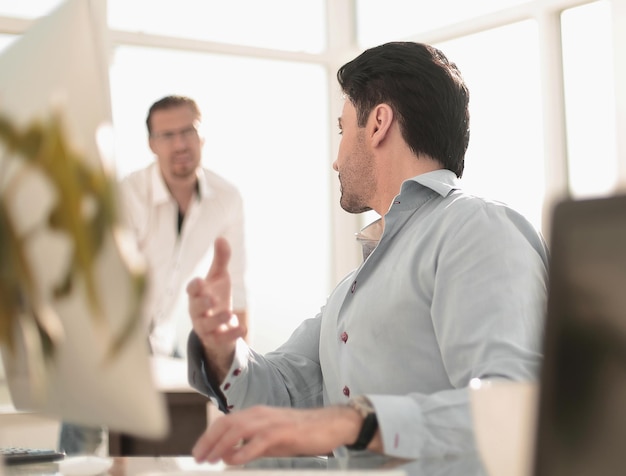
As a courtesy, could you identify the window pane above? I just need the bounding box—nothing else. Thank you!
[0,34,17,52]
[561,1,617,198]
[108,0,326,53]
[109,47,331,353]
[356,0,530,48]
[0,0,62,18]
[436,21,545,232]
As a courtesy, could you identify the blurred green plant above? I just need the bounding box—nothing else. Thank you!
[0,111,146,361]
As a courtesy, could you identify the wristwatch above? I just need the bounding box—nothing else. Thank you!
[345,395,378,451]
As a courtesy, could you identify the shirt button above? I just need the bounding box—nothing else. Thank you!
[233,368,242,376]
[224,383,231,390]
[341,332,348,343]
[343,386,350,397]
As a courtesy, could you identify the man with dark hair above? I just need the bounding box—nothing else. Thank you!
[186,42,548,464]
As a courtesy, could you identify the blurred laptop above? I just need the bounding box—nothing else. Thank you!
[533,193,626,476]
[0,0,167,440]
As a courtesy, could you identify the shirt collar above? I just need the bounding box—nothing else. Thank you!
[355,169,460,260]
[150,163,170,205]
[149,163,208,205]
[402,169,459,198]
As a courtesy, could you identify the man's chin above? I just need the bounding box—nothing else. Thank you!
[171,166,197,180]
[340,200,372,214]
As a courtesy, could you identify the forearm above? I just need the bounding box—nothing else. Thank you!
[203,344,236,385]
[187,332,231,413]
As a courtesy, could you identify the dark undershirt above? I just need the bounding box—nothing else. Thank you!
[177,181,200,235]
[177,208,184,234]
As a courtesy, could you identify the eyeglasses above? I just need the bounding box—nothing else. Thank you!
[151,125,199,144]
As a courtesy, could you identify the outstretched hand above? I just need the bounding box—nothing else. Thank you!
[187,237,245,378]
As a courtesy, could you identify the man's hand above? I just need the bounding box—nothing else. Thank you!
[192,405,367,465]
[187,237,246,381]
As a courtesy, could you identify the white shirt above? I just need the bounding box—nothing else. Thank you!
[189,169,548,459]
[120,163,247,358]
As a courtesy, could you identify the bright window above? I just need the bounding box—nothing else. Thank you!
[437,21,545,231]
[561,1,617,198]
[108,0,326,53]
[0,34,17,52]
[356,0,531,48]
[0,1,62,18]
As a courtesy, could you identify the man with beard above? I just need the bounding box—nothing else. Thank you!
[186,43,548,465]
[124,95,247,359]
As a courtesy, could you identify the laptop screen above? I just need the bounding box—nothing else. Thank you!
[533,194,626,476]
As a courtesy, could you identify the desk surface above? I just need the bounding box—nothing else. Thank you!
[2,453,488,476]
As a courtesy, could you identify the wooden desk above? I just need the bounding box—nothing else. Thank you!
[108,391,210,456]
[108,357,211,457]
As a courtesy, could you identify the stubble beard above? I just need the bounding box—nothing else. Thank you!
[171,165,197,181]
[338,138,376,214]
[338,169,376,214]
[340,187,373,214]
[170,151,199,181]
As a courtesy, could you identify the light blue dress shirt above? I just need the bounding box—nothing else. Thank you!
[188,169,549,459]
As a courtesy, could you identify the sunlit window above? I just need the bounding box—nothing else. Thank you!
[108,0,326,54]
[561,1,617,198]
[437,21,545,232]
[0,1,62,18]
[356,0,531,48]
[0,34,17,52]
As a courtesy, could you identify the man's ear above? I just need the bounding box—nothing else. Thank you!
[369,103,394,148]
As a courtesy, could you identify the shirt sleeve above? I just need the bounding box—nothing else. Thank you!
[187,331,229,412]
[368,388,475,457]
[187,315,325,412]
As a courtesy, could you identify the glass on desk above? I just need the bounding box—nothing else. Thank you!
[469,379,538,476]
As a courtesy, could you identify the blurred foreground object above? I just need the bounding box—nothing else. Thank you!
[0,0,167,439]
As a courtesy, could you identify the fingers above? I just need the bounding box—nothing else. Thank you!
[186,277,204,297]
[187,236,239,358]
[206,237,231,281]
[193,407,271,464]
[192,406,356,465]
[192,410,239,463]
[197,312,245,344]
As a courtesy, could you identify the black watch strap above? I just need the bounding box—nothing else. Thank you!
[345,395,378,451]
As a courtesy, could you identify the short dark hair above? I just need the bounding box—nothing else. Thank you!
[146,95,201,135]
[337,42,470,178]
